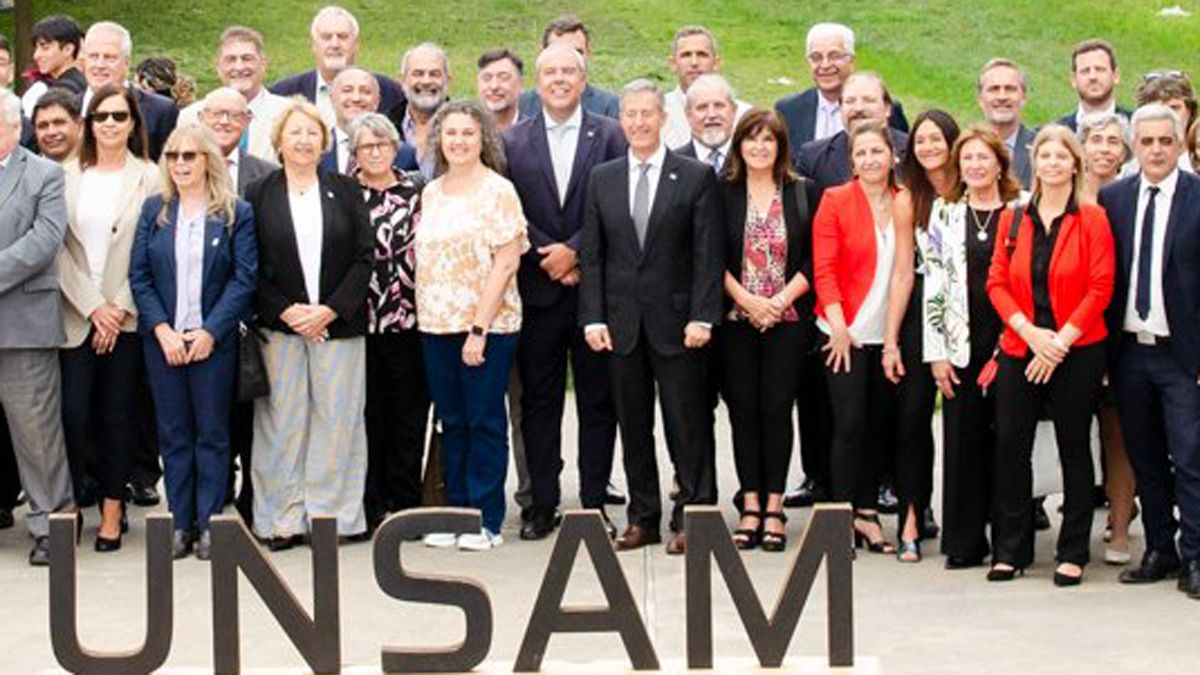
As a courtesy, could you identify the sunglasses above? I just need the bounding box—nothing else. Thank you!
[91,110,131,123]
[1143,70,1188,83]
[164,151,200,164]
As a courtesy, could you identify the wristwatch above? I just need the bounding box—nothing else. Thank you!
[469,324,486,336]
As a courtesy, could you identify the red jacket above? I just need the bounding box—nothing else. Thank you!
[986,202,1115,357]
[813,179,888,325]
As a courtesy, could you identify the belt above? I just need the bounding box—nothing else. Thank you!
[1125,331,1171,347]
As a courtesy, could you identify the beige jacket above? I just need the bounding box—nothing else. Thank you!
[57,153,161,348]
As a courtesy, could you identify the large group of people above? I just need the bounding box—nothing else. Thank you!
[0,8,1197,603]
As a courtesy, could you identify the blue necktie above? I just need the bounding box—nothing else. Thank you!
[1136,186,1160,321]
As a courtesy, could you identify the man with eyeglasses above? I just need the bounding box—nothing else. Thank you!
[321,67,416,176]
[775,22,909,166]
[1135,71,1197,172]
[1056,39,1130,132]
[178,26,290,163]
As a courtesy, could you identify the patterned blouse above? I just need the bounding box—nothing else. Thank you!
[414,169,530,335]
[360,168,423,334]
[734,191,798,322]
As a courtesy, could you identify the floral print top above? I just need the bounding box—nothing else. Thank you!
[734,191,798,322]
[360,169,423,334]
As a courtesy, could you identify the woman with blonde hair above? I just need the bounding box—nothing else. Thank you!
[129,124,257,559]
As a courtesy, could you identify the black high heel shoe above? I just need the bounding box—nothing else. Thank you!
[1053,564,1084,587]
[986,563,1024,582]
[761,511,788,553]
[732,510,762,550]
[94,500,124,553]
[853,512,896,554]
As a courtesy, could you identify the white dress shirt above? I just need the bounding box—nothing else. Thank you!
[544,105,582,205]
[333,127,352,173]
[661,84,754,150]
[173,204,207,331]
[627,144,667,216]
[691,137,733,174]
[815,93,844,141]
[77,170,123,284]
[315,71,337,131]
[1123,168,1178,336]
[225,149,240,192]
[289,187,325,304]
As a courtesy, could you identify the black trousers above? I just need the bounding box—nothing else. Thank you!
[228,395,254,524]
[129,367,162,489]
[611,330,716,532]
[1113,337,1200,561]
[518,298,617,511]
[825,342,895,510]
[60,332,143,501]
[893,293,937,535]
[0,410,21,508]
[720,320,805,497]
[796,322,832,490]
[364,331,431,524]
[939,354,996,560]
[992,343,1105,568]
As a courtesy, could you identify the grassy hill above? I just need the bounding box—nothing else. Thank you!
[3,0,1199,126]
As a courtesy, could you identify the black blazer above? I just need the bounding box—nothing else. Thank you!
[269,69,405,117]
[503,109,627,308]
[1056,105,1133,132]
[796,128,909,198]
[132,87,179,161]
[237,151,276,197]
[720,178,818,318]
[774,87,910,163]
[1009,124,1038,190]
[245,169,373,338]
[1100,171,1200,376]
[578,149,723,357]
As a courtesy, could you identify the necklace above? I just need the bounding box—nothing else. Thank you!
[969,206,995,242]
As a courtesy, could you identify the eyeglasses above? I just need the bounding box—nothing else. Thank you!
[355,141,393,155]
[91,110,131,123]
[164,151,200,164]
[204,109,250,123]
[1143,70,1188,83]
[807,51,851,66]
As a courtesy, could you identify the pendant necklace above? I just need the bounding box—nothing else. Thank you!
[970,206,995,242]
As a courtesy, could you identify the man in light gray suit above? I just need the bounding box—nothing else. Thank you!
[0,88,75,565]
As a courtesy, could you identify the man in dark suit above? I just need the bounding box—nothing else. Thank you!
[978,58,1037,189]
[1100,105,1200,598]
[579,80,722,555]
[775,22,908,162]
[1057,39,1131,132]
[317,68,416,176]
[504,44,627,541]
[80,22,178,162]
[517,15,620,120]
[268,6,404,132]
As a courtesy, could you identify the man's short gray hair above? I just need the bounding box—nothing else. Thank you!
[400,42,451,79]
[0,88,22,130]
[535,43,587,75]
[1130,103,1185,143]
[619,78,665,112]
[86,21,133,60]
[685,74,735,110]
[347,112,401,153]
[310,5,360,39]
[671,25,718,57]
[805,22,855,56]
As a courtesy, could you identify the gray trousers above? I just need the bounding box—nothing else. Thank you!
[508,364,531,511]
[0,349,73,537]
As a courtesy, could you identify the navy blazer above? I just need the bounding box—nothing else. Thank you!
[268,69,405,116]
[1100,171,1200,376]
[796,128,909,198]
[128,195,258,346]
[774,87,910,162]
[1056,105,1133,132]
[318,142,418,175]
[518,84,620,120]
[1009,124,1038,190]
[133,88,180,162]
[503,109,627,308]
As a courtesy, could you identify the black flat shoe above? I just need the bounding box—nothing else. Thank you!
[127,483,161,507]
[195,531,212,561]
[987,564,1024,582]
[172,530,195,559]
[29,536,50,566]
[1120,549,1182,584]
[267,534,304,552]
[945,555,985,570]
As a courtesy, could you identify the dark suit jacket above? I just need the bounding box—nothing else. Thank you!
[720,178,818,318]
[1009,124,1038,190]
[1056,105,1133,132]
[245,169,373,338]
[132,87,180,161]
[1100,171,1200,375]
[128,195,258,346]
[518,84,620,120]
[318,141,418,176]
[503,109,627,308]
[237,151,276,197]
[774,87,910,161]
[578,149,723,357]
[269,69,405,117]
[796,128,909,198]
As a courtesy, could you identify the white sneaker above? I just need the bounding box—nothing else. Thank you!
[423,532,458,548]
[457,528,503,551]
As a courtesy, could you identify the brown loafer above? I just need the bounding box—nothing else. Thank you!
[614,524,661,551]
[665,531,686,555]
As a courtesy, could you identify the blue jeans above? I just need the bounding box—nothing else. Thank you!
[422,332,518,533]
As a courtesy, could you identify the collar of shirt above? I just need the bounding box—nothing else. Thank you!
[1143,167,1180,201]
[176,200,207,228]
[316,71,333,94]
[225,147,240,167]
[817,93,840,116]
[628,144,667,174]
[1004,127,1021,150]
[402,108,417,143]
[693,137,733,162]
[246,88,268,114]
[0,151,11,169]
[1076,100,1117,124]
[543,104,583,134]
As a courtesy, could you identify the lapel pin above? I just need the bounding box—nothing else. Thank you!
[326,190,335,199]
[668,172,677,181]
[586,130,595,138]
[212,237,220,247]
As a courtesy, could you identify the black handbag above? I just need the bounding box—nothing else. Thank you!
[236,322,271,402]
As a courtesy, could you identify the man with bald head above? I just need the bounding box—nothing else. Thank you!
[327,67,417,176]
[661,26,750,150]
[270,5,404,130]
[518,15,620,120]
[503,43,627,540]
[674,73,737,174]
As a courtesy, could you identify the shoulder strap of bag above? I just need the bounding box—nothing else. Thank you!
[1005,201,1026,254]
[792,177,811,226]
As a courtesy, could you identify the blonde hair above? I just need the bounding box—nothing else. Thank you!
[270,96,329,165]
[1029,124,1085,200]
[156,124,237,227]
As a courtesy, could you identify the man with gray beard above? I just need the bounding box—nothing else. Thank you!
[674,73,736,173]
[389,42,450,178]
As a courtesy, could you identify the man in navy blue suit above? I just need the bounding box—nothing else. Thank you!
[1056,39,1130,132]
[503,44,627,541]
[517,16,620,120]
[80,22,178,162]
[319,67,416,176]
[1101,104,1200,599]
[268,5,404,132]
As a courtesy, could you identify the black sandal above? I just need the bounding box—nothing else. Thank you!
[853,512,896,554]
[733,510,762,550]
[761,511,788,552]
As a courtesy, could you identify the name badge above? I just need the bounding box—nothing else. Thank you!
[1137,331,1157,346]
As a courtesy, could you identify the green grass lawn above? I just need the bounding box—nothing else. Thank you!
[4,0,1199,125]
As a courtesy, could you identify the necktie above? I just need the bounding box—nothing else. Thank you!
[1136,186,1160,321]
[633,163,651,248]
[707,148,722,175]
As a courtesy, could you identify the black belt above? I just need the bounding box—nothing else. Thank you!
[1124,331,1172,347]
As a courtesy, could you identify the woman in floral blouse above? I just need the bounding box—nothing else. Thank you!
[718,109,816,552]
[349,112,430,533]
[414,101,528,551]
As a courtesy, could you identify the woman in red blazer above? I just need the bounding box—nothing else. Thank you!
[985,125,1115,586]
[812,120,913,554]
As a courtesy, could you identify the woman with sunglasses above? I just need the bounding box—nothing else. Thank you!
[129,125,257,559]
[57,83,159,552]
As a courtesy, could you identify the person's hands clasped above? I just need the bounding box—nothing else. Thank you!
[183,329,215,362]
[462,332,487,366]
[1025,353,1058,384]
[559,267,581,286]
[538,244,578,282]
[155,323,190,367]
[882,344,906,383]
[1021,325,1067,365]
[740,294,781,332]
[683,322,711,348]
[823,325,856,374]
[89,304,125,355]
[283,304,336,342]
[931,360,960,399]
